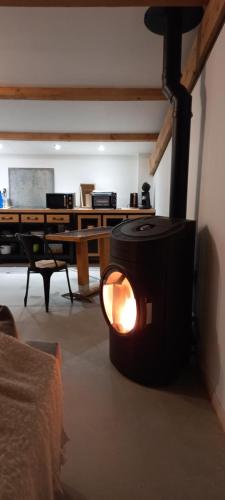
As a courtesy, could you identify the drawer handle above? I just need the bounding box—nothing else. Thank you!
[1,216,13,220]
[26,216,38,221]
[52,217,64,221]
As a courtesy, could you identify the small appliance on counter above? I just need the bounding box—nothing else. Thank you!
[92,192,117,209]
[46,193,75,209]
[141,182,151,209]
[130,193,138,208]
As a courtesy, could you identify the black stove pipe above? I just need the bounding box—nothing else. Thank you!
[169,85,192,219]
[162,8,192,218]
[162,8,192,219]
[144,7,203,219]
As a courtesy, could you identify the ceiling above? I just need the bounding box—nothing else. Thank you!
[0,6,196,156]
[0,139,156,156]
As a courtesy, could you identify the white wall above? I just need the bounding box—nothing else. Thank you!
[137,154,154,207]
[0,154,140,209]
[152,141,172,216]
[195,25,225,415]
[154,25,225,422]
[186,78,204,221]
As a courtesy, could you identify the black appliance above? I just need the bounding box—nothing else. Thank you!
[100,216,195,386]
[46,193,75,209]
[130,193,138,208]
[92,192,117,209]
[141,182,151,209]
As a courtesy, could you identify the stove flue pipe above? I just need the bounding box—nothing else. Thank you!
[144,7,203,219]
[162,8,192,219]
[169,85,192,219]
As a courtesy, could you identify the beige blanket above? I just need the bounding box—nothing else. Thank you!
[0,332,64,500]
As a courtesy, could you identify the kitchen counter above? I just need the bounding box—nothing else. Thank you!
[0,207,155,214]
[0,207,155,263]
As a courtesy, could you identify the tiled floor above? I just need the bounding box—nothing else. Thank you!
[1,266,225,500]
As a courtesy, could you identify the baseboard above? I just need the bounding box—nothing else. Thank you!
[201,362,225,434]
[211,390,225,434]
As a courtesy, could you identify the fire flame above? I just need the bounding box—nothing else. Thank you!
[103,272,137,334]
[118,295,137,333]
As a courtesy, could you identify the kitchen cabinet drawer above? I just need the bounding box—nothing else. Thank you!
[0,213,19,223]
[103,214,127,227]
[21,213,44,223]
[77,214,101,256]
[127,214,144,219]
[77,214,101,230]
[46,214,70,223]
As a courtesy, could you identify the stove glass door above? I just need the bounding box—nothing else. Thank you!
[102,270,137,334]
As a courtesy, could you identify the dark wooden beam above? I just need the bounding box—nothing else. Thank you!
[0,1,209,7]
[0,87,165,101]
[0,132,159,141]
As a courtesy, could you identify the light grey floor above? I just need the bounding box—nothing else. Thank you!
[1,266,225,500]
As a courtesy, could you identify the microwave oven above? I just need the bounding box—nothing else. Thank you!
[91,192,117,209]
[46,193,75,209]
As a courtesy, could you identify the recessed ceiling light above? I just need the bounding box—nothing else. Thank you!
[54,144,61,151]
[98,144,105,152]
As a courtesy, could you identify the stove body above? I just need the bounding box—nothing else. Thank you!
[100,216,195,386]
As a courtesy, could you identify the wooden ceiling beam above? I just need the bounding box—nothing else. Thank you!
[0,87,165,101]
[0,132,158,141]
[0,1,209,7]
[149,0,225,175]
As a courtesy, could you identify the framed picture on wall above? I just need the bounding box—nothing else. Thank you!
[80,184,95,207]
[8,168,54,208]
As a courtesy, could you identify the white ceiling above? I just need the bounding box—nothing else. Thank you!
[0,6,195,156]
[0,140,156,156]
[0,7,164,87]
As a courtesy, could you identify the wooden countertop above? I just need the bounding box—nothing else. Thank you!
[0,208,155,214]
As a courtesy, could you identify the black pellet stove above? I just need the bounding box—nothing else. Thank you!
[100,6,203,386]
[100,216,195,385]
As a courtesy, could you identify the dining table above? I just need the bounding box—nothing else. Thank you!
[45,226,111,300]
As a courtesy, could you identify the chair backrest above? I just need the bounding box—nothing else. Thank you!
[16,234,44,268]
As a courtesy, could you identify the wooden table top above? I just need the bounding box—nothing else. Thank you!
[45,226,112,243]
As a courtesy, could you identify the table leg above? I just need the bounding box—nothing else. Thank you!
[99,237,110,276]
[76,240,89,293]
[71,239,99,300]
[63,236,110,301]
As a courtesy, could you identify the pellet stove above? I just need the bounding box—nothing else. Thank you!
[100,216,195,385]
[100,7,203,386]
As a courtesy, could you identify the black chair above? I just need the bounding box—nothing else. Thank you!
[16,234,73,312]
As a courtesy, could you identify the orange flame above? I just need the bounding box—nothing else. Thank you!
[103,272,137,334]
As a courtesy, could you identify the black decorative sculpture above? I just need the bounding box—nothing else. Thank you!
[141,182,151,208]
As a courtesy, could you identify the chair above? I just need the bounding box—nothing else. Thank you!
[16,233,73,312]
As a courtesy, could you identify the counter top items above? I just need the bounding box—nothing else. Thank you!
[130,192,138,208]
[46,192,75,209]
[141,182,151,208]
[2,188,8,208]
[80,183,95,207]
[92,191,117,209]
[0,191,3,208]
